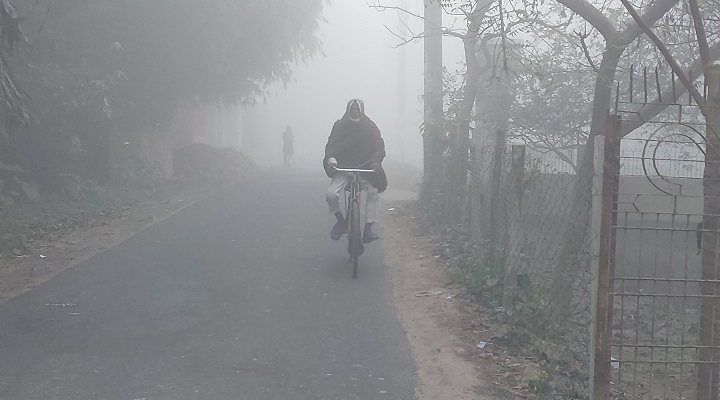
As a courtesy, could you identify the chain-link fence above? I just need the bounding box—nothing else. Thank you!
[462,130,713,399]
[437,67,720,399]
[461,139,598,398]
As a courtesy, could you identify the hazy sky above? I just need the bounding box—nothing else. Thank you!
[254,0,464,167]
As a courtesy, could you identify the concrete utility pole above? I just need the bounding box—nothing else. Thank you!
[396,0,408,164]
[421,0,443,204]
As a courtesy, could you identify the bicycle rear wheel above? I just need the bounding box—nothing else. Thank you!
[348,199,362,278]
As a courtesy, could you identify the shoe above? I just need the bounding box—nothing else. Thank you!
[331,220,347,240]
[362,229,379,243]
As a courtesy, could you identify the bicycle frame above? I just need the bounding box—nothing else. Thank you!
[344,173,362,217]
[333,167,374,218]
[333,166,374,278]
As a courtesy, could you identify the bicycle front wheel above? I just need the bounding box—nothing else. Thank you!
[348,199,362,278]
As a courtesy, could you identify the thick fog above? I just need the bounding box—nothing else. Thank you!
[247,1,462,168]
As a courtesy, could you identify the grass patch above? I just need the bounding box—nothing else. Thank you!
[0,183,170,255]
[448,255,505,307]
[527,369,552,394]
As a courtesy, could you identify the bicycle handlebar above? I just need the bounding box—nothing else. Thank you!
[332,166,375,173]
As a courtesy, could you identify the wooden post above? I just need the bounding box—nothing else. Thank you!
[503,145,525,309]
[488,129,507,261]
[591,114,621,400]
[697,65,720,400]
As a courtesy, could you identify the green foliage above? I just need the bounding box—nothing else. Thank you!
[2,0,325,195]
[448,253,553,335]
[30,0,324,128]
[448,255,505,306]
[505,279,552,334]
[527,369,552,394]
[0,182,166,254]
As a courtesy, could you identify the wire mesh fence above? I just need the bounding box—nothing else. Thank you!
[610,135,717,399]
[461,132,718,398]
[441,66,720,399]
[464,133,711,398]
[504,171,597,394]
[464,140,598,398]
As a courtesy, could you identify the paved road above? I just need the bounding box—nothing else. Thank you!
[0,167,416,400]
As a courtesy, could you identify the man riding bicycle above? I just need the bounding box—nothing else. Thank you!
[323,99,387,243]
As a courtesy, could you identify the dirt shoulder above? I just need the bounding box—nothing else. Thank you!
[0,179,237,303]
[380,162,546,399]
[381,193,499,399]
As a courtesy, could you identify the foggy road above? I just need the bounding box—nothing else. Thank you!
[0,168,416,400]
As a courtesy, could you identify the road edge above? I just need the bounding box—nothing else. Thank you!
[380,196,498,400]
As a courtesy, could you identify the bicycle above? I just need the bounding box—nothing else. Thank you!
[333,166,375,278]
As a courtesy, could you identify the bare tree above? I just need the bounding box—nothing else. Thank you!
[549,0,720,330]
[370,0,545,221]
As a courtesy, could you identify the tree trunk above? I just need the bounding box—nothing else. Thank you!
[447,34,481,223]
[550,45,623,326]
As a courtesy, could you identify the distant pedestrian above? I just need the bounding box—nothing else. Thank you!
[283,125,294,167]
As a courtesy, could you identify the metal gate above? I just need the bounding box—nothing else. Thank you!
[594,67,720,399]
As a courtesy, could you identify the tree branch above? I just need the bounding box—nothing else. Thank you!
[538,137,579,171]
[383,24,422,47]
[688,0,711,69]
[514,131,579,172]
[367,3,428,25]
[617,0,679,46]
[576,30,599,74]
[619,0,705,106]
[555,0,616,40]
[442,28,466,40]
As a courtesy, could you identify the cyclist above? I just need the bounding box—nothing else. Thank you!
[324,98,387,243]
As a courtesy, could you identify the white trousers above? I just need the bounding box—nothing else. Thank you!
[326,173,379,224]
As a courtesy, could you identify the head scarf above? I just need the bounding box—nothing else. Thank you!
[345,98,365,122]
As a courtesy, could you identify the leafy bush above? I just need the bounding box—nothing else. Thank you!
[527,369,552,394]
[448,255,505,306]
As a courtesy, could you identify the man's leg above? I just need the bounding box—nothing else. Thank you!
[326,173,350,240]
[360,178,380,243]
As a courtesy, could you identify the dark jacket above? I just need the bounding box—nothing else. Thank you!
[323,101,388,192]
